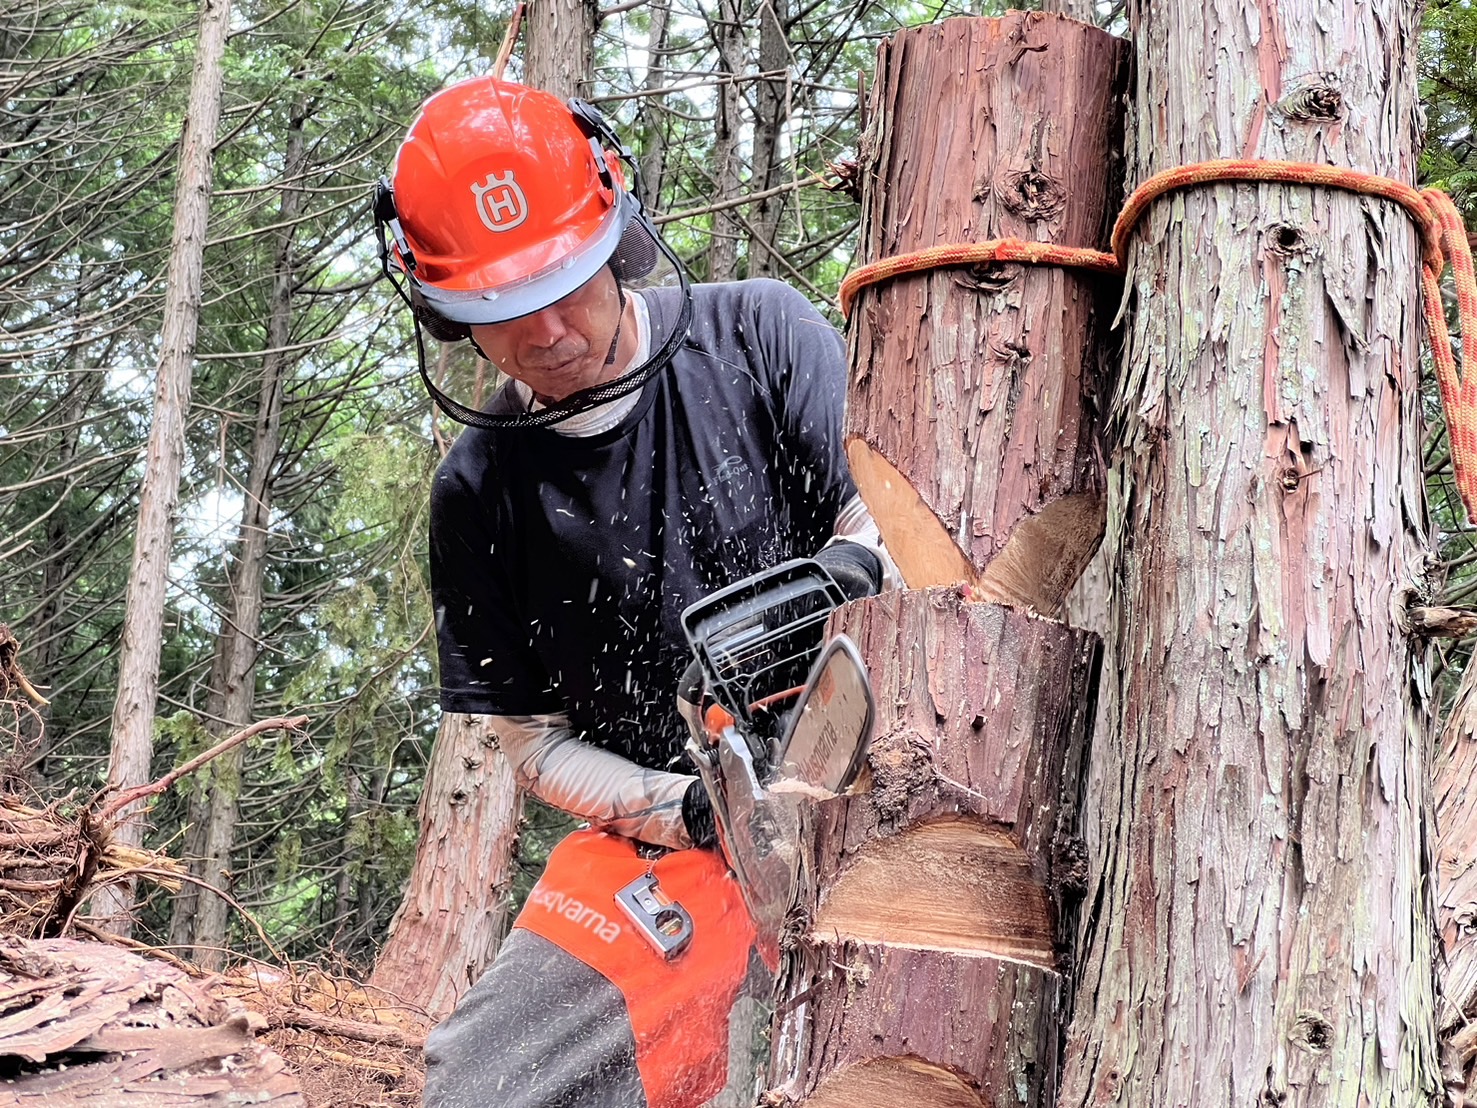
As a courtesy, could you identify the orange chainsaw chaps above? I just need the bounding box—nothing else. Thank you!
[513,830,759,1108]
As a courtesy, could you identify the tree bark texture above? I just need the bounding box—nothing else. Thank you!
[523,0,595,96]
[169,102,306,970]
[1435,658,1477,1100]
[1060,1,1439,1104]
[766,16,1124,1106]
[844,15,1126,616]
[372,0,598,1006]
[746,0,791,279]
[367,713,519,1020]
[705,0,746,283]
[95,0,232,935]
[636,0,673,211]
[769,593,1099,1106]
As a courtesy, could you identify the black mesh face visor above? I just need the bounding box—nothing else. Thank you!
[402,213,691,430]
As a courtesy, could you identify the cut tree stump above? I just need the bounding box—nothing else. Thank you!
[766,17,1126,1104]
[0,936,303,1104]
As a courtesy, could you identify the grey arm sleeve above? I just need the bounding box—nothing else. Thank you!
[828,493,903,591]
[489,713,694,850]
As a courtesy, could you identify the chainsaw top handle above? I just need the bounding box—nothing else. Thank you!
[680,559,846,732]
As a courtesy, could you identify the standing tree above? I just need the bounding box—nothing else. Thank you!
[1060,0,1442,1103]
[767,14,1125,1105]
[368,0,597,1016]
[167,94,309,970]
[94,0,233,934]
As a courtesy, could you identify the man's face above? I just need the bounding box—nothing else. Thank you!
[470,267,633,405]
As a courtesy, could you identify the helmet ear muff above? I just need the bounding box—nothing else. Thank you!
[410,287,471,343]
[608,215,658,284]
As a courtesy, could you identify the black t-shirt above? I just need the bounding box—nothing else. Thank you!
[430,279,856,771]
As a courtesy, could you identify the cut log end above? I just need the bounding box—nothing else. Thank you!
[800,1056,988,1108]
[847,437,1104,615]
[812,819,1056,967]
[969,492,1105,616]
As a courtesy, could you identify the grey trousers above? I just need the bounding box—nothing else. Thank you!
[423,929,646,1108]
[423,928,771,1108]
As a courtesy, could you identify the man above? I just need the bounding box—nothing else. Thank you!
[377,75,894,1108]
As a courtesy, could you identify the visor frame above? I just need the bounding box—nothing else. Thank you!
[409,192,634,325]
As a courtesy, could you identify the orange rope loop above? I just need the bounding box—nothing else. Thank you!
[837,157,1477,522]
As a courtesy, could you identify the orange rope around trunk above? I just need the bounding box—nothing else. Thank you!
[838,158,1477,522]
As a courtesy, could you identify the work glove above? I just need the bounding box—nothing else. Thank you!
[682,777,717,848]
[814,541,884,602]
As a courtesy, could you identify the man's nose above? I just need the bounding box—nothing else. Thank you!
[518,305,569,347]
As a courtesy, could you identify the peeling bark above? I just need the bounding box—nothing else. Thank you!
[366,714,519,1020]
[764,18,1125,1104]
[0,936,303,1103]
[1060,0,1439,1103]
[769,592,1099,1105]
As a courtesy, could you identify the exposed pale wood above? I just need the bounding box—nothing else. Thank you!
[812,820,1053,965]
[770,590,1099,1103]
[770,16,1124,1105]
[804,1057,988,1108]
[1409,606,1477,640]
[969,491,1104,615]
[1060,0,1438,1103]
[774,939,1063,1106]
[845,439,980,591]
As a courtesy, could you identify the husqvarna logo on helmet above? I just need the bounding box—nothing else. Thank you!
[472,170,529,232]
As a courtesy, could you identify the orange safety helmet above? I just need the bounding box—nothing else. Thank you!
[374,76,689,430]
[386,77,635,325]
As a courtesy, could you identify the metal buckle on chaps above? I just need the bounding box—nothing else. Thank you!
[614,871,694,959]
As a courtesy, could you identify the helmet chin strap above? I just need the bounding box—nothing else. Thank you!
[603,282,628,368]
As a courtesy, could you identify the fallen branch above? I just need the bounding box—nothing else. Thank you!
[491,2,524,79]
[264,1007,426,1050]
[1408,606,1477,640]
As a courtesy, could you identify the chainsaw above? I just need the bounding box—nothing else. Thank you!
[678,559,876,941]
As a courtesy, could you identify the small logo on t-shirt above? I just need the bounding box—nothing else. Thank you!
[714,455,751,484]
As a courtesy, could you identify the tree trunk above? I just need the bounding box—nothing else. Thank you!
[94,0,232,935]
[767,15,1125,1105]
[370,0,597,1009]
[366,713,520,1020]
[705,0,746,282]
[523,0,595,95]
[746,0,790,278]
[1059,0,1440,1104]
[29,364,105,786]
[1436,658,1477,1101]
[167,102,305,969]
[636,0,672,211]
